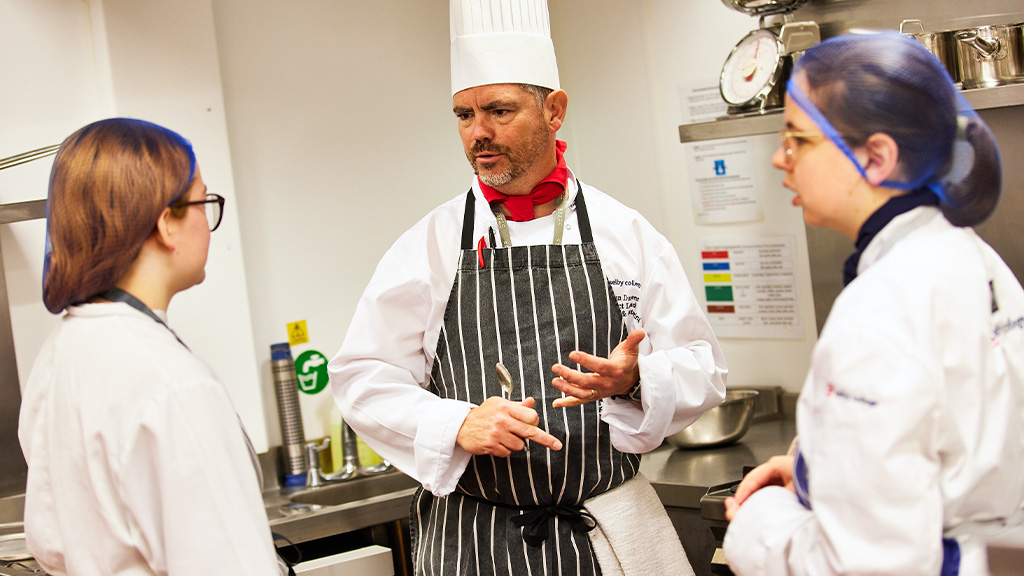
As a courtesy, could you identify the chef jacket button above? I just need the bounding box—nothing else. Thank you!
[566,223,572,230]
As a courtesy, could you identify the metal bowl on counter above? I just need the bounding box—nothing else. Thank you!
[668,390,759,450]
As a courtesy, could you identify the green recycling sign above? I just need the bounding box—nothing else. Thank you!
[295,350,329,395]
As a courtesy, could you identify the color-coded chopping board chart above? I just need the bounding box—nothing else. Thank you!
[699,237,803,339]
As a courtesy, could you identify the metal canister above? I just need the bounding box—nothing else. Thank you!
[271,342,307,486]
[954,23,1024,89]
[901,20,962,86]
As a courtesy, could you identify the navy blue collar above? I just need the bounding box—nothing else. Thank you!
[843,188,940,286]
[101,288,189,350]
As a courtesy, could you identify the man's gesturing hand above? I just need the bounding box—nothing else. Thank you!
[456,397,563,457]
[551,329,645,407]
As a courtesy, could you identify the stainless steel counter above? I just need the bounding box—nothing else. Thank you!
[264,416,798,546]
[640,417,797,510]
[263,471,419,545]
[0,420,797,575]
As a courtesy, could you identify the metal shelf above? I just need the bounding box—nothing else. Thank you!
[0,200,45,225]
[962,83,1024,112]
[679,82,1024,144]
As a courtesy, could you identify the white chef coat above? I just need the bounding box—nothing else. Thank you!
[329,173,728,496]
[18,302,283,576]
[724,206,1024,575]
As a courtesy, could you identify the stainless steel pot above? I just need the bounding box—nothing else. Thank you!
[901,20,961,86]
[954,23,1024,89]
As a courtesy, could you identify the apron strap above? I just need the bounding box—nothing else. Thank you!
[573,181,594,244]
[457,492,597,548]
[460,181,592,247]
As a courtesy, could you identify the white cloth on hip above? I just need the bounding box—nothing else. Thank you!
[586,473,695,576]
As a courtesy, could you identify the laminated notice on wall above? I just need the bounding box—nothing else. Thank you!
[699,236,803,340]
[687,138,763,224]
[679,81,729,125]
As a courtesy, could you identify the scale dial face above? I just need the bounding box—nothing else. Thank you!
[720,28,785,108]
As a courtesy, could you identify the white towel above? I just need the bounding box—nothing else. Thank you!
[586,473,695,576]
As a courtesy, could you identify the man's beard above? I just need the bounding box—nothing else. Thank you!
[467,124,549,190]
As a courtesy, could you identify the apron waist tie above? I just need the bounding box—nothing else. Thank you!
[459,492,598,547]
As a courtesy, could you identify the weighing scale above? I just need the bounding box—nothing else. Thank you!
[718,0,821,114]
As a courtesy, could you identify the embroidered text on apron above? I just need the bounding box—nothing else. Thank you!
[411,185,640,576]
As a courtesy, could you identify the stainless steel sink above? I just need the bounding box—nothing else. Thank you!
[265,470,421,544]
[289,472,420,507]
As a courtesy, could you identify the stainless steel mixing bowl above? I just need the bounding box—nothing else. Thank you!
[667,390,759,449]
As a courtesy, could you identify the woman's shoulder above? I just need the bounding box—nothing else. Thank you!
[829,218,994,346]
[59,304,219,392]
[879,215,988,290]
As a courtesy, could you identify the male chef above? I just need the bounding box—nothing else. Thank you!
[328,1,727,573]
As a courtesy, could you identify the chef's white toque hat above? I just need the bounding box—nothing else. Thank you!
[450,0,560,96]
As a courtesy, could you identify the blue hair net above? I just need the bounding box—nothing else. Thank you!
[786,31,1001,220]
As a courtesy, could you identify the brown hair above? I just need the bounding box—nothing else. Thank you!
[42,118,196,314]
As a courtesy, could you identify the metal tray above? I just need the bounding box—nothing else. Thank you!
[0,534,30,562]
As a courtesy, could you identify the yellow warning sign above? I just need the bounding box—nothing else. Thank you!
[287,320,309,347]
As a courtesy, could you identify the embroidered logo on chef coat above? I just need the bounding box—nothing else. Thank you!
[994,316,1024,338]
[608,278,643,323]
[826,383,877,407]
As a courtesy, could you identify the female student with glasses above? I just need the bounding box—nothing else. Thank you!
[18,118,285,575]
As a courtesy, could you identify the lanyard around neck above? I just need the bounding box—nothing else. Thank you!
[101,288,189,350]
[490,192,570,248]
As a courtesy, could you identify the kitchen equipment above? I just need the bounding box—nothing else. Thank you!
[720,0,811,17]
[0,533,30,562]
[718,2,819,114]
[292,545,393,576]
[901,19,962,86]
[667,390,759,449]
[0,145,59,172]
[954,23,1024,89]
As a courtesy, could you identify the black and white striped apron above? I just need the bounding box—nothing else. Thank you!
[411,187,640,576]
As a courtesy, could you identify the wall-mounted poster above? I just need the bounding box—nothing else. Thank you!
[699,236,803,339]
[686,137,764,224]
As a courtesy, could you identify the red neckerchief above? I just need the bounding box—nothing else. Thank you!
[479,140,568,222]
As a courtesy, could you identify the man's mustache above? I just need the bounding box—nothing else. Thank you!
[469,141,509,156]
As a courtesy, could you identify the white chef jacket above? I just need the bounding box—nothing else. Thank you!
[724,206,1024,575]
[329,174,728,496]
[18,302,283,576]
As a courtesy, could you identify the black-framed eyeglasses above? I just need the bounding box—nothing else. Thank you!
[181,193,225,231]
